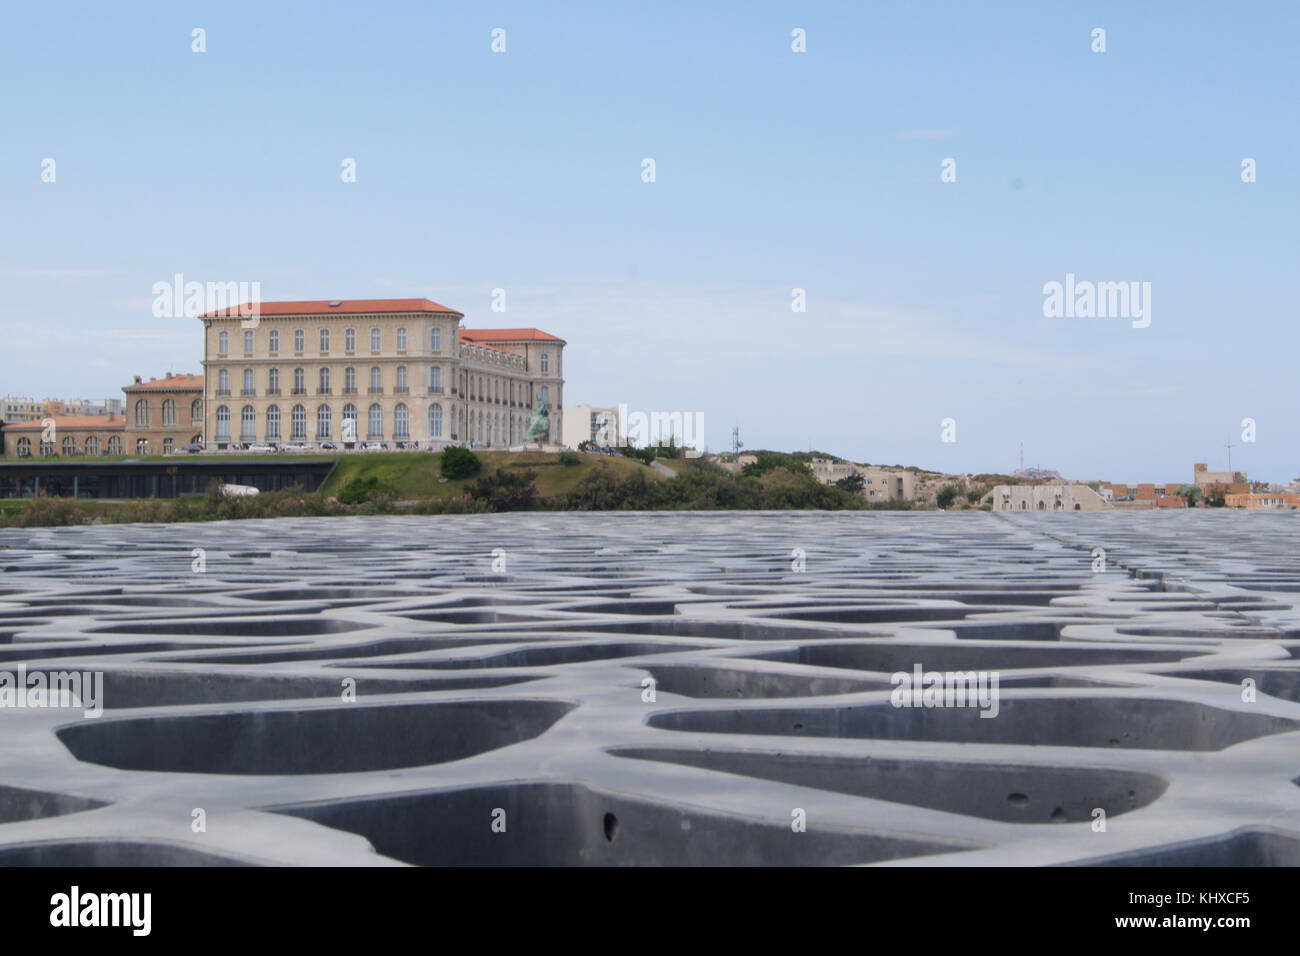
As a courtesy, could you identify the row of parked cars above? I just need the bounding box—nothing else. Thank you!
[183,441,412,454]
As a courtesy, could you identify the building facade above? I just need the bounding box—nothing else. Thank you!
[808,457,918,501]
[198,299,564,450]
[562,405,621,449]
[1,415,126,458]
[123,373,205,455]
[989,483,1110,511]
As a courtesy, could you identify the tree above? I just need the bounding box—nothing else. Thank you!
[835,473,864,493]
[440,445,482,479]
[936,485,958,509]
[1173,484,1202,506]
[468,468,538,511]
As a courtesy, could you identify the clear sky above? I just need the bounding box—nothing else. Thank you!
[3,1,1296,482]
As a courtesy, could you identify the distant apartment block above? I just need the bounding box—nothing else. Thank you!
[1225,492,1300,509]
[990,483,1110,511]
[563,405,621,449]
[808,457,917,501]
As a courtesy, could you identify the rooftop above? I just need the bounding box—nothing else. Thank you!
[123,374,204,392]
[460,328,566,344]
[201,298,463,318]
[4,415,125,431]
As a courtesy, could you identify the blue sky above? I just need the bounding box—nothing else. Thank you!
[3,1,1297,481]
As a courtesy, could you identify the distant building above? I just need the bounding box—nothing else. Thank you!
[808,457,917,501]
[563,405,621,449]
[990,483,1110,511]
[1,373,202,457]
[1225,492,1300,510]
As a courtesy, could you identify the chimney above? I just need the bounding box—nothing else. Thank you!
[134,376,142,384]
[166,371,173,379]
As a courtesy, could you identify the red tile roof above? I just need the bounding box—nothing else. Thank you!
[123,374,204,392]
[456,331,508,353]
[201,298,463,318]
[5,415,125,431]
[460,328,565,343]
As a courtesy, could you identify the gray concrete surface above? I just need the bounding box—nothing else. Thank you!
[1,511,1299,866]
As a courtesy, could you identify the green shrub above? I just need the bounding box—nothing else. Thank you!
[558,451,581,466]
[441,446,482,479]
[468,468,538,512]
[338,475,397,504]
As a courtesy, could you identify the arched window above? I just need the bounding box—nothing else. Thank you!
[16,436,31,457]
[161,399,176,425]
[396,327,407,351]
[345,328,355,351]
[293,368,305,395]
[62,435,76,455]
[319,367,330,393]
[244,330,254,353]
[320,328,330,352]
[218,330,229,354]
[135,399,150,426]
[370,328,381,351]
[266,405,281,440]
[241,405,256,439]
[268,368,279,394]
[217,369,229,395]
[136,438,149,454]
[370,367,381,393]
[190,399,201,420]
[431,326,441,351]
[429,403,443,437]
[1037,500,1046,510]
[215,405,231,439]
[107,435,121,455]
[269,329,280,353]
[367,403,383,439]
[394,403,409,439]
[291,404,307,440]
[85,436,100,456]
[396,366,407,392]
[243,369,254,395]
[345,367,356,393]
[294,329,305,352]
[317,404,332,439]
[342,403,357,441]
[540,386,549,405]
[430,366,441,391]
[163,438,174,454]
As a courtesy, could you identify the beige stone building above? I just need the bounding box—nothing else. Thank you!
[808,457,918,501]
[198,299,564,449]
[123,373,205,454]
[989,483,1110,511]
[2,414,127,457]
[562,405,621,449]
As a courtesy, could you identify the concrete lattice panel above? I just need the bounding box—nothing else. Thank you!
[2,511,1299,866]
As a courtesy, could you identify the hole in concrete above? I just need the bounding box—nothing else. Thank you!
[648,697,1298,752]
[405,641,714,670]
[0,785,108,824]
[89,617,375,637]
[644,663,886,699]
[603,812,619,842]
[94,668,542,708]
[58,698,576,775]
[269,781,977,865]
[612,749,1166,823]
[1070,828,1300,866]
[747,642,1200,674]
[0,840,253,866]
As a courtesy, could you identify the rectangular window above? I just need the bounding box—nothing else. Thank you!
[431,326,441,351]
[320,329,330,352]
[269,330,279,353]
[294,329,305,352]
[345,328,355,351]
[371,328,381,351]
[244,330,254,353]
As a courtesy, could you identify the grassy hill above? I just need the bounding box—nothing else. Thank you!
[319,451,665,501]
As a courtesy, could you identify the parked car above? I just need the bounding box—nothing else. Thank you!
[182,443,203,454]
[247,442,276,453]
[318,441,337,450]
[280,442,310,453]
[360,441,387,452]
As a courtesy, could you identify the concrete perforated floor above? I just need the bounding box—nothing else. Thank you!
[2,511,1300,866]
